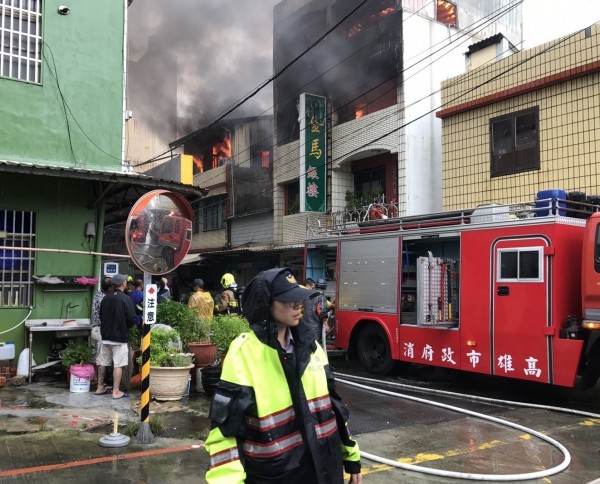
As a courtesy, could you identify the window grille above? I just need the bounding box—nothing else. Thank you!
[0,209,36,307]
[0,0,42,83]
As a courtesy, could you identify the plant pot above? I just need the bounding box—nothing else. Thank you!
[150,364,194,401]
[200,365,222,397]
[188,341,217,368]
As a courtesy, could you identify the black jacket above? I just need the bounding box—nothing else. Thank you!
[206,268,360,483]
[99,289,136,342]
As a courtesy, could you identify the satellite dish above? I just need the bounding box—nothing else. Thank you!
[125,190,194,275]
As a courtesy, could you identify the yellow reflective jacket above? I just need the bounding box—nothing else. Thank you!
[205,330,360,483]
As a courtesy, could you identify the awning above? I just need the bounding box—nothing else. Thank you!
[181,253,203,265]
[0,160,207,224]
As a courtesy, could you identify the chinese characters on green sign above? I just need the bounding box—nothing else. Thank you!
[300,93,327,212]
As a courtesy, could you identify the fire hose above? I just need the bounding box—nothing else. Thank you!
[333,373,600,481]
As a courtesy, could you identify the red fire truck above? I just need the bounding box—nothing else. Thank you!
[304,196,600,388]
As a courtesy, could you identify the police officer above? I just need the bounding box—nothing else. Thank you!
[205,268,361,483]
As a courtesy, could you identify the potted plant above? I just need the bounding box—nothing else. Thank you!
[157,299,217,367]
[59,339,95,393]
[148,328,194,401]
[201,314,250,396]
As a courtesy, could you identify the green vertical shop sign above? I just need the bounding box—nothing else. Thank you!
[300,93,327,212]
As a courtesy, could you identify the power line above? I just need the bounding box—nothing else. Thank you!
[137,0,374,166]
[191,18,588,223]
[161,0,523,206]
[152,0,519,196]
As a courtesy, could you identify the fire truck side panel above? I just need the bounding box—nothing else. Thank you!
[337,238,399,314]
[551,222,586,386]
[491,236,551,383]
[458,231,494,374]
[582,213,600,323]
[394,326,462,367]
[461,223,584,386]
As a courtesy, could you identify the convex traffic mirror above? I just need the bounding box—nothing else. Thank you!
[125,190,193,275]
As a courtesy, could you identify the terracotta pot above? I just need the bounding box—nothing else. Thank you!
[188,341,217,368]
[150,364,194,401]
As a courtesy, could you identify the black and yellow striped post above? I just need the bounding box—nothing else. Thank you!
[136,280,157,444]
[135,322,154,443]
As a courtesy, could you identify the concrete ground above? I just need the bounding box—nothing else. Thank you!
[1,378,600,482]
[0,381,212,482]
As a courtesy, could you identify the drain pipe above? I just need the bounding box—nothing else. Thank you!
[336,377,574,481]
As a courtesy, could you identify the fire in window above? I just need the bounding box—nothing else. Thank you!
[436,0,457,27]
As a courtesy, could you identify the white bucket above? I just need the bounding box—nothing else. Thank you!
[17,348,30,377]
[70,375,91,393]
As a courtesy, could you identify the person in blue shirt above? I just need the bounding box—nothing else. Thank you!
[129,279,144,329]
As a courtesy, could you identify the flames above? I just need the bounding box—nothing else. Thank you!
[347,1,396,38]
[355,104,367,119]
[212,132,232,168]
[192,132,232,173]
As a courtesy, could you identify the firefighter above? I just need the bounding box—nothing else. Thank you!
[301,278,331,347]
[216,272,240,314]
[204,268,362,483]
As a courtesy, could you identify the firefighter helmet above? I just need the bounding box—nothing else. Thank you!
[316,278,327,290]
[221,273,236,289]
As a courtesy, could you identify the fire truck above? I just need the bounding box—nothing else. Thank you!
[304,194,600,388]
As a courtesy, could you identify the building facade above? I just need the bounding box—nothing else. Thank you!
[272,0,522,254]
[438,24,600,209]
[0,1,201,366]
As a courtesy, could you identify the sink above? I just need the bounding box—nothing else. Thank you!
[26,318,91,328]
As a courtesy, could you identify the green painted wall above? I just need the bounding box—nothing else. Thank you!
[1,173,102,365]
[0,0,127,369]
[0,0,125,170]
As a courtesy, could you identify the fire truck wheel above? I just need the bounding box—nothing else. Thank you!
[357,324,395,375]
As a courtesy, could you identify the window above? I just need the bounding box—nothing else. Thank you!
[0,0,42,83]
[0,209,36,306]
[436,0,457,27]
[285,181,300,215]
[354,166,385,199]
[497,248,543,282]
[203,195,226,231]
[490,107,540,177]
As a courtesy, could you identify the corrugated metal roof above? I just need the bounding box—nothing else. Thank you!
[194,243,303,256]
[0,159,207,224]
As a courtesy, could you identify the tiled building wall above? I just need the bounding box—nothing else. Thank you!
[331,106,399,168]
[282,212,327,244]
[441,26,600,211]
[441,26,598,109]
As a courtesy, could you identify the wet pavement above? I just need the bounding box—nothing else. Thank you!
[0,380,213,482]
[1,367,600,482]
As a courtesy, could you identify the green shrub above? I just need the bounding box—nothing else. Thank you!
[156,300,209,350]
[210,314,250,363]
[148,328,193,367]
[59,340,94,367]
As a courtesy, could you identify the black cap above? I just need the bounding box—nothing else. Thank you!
[271,270,318,302]
[193,278,204,288]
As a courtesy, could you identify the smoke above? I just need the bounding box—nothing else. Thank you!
[128,0,278,137]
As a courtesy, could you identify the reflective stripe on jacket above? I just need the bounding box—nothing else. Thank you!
[205,330,360,483]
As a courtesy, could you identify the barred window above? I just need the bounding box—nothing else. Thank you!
[203,196,226,232]
[0,209,36,307]
[1,0,42,83]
